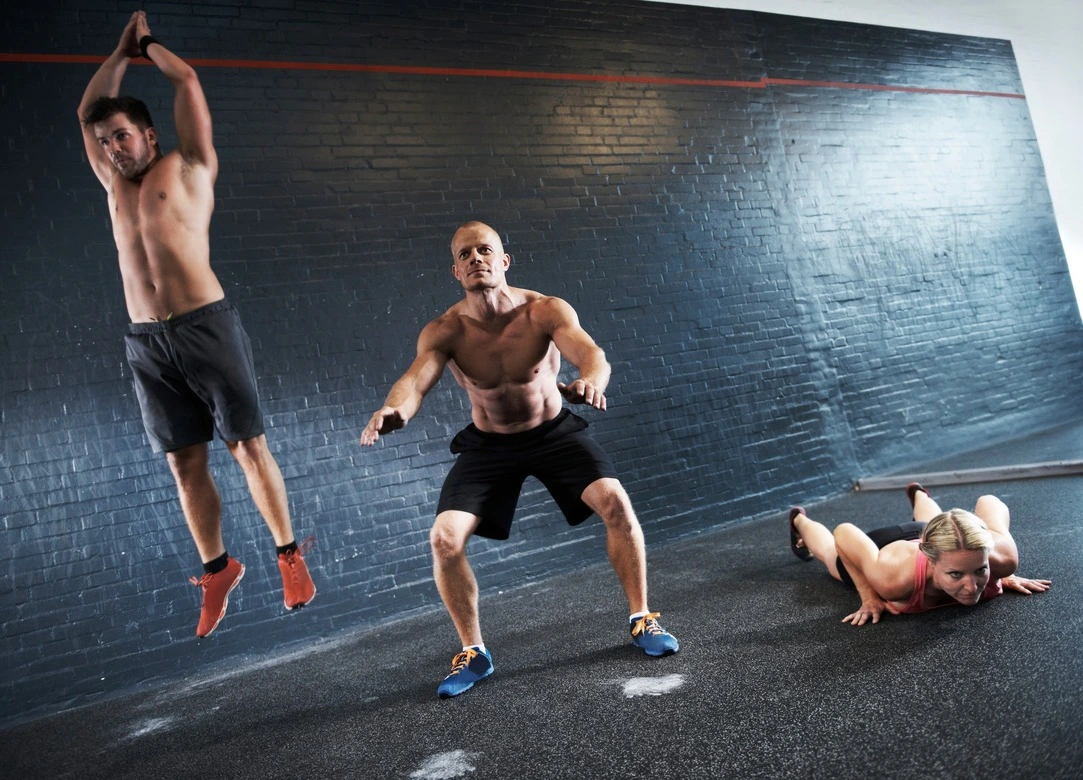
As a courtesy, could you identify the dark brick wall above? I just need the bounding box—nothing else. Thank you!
[2,0,1082,722]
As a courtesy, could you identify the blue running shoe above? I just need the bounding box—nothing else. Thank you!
[437,647,494,698]
[630,613,680,657]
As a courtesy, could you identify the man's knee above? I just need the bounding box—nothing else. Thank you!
[430,512,476,561]
[585,478,637,528]
[166,443,209,481]
[227,434,271,469]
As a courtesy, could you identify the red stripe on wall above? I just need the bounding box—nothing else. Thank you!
[0,53,1026,99]
[763,76,1025,99]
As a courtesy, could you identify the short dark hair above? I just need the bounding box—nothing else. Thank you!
[81,96,155,129]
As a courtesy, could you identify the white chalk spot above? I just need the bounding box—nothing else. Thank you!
[622,674,685,698]
[409,750,478,779]
[126,716,176,740]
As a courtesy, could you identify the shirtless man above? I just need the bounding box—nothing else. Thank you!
[78,11,315,638]
[361,220,679,698]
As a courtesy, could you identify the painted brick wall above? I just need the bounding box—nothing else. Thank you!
[2,0,1082,722]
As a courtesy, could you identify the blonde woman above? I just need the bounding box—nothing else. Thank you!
[788,483,1051,626]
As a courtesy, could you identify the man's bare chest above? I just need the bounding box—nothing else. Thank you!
[111,179,182,229]
[450,319,557,387]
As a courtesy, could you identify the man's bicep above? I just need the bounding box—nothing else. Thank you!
[406,349,448,396]
[79,127,113,188]
[173,74,216,169]
[545,298,602,362]
[408,325,453,394]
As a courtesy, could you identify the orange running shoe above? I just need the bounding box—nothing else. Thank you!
[189,556,245,638]
[278,536,316,610]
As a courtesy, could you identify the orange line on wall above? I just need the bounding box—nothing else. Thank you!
[0,53,1025,98]
[763,77,1024,99]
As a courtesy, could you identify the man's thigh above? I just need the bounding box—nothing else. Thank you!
[532,430,620,525]
[437,450,526,540]
[173,307,265,443]
[125,332,214,453]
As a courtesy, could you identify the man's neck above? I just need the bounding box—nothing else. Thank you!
[463,285,518,320]
[127,150,163,185]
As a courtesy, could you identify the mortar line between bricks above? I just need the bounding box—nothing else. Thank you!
[0,53,1026,99]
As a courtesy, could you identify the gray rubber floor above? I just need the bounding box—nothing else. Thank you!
[4,421,1083,779]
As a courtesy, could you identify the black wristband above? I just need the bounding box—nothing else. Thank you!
[138,35,160,59]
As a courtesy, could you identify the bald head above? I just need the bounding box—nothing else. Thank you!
[451,221,502,253]
[450,221,510,291]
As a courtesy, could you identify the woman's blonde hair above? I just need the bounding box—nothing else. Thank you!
[919,509,992,561]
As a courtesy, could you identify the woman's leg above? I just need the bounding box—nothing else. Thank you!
[911,486,942,522]
[792,511,843,581]
[973,494,1010,533]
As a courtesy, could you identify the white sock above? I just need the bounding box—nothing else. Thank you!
[464,644,487,654]
[629,611,649,623]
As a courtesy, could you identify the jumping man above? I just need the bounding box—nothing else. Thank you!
[78,11,315,637]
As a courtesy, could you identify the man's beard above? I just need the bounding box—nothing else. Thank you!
[114,146,154,180]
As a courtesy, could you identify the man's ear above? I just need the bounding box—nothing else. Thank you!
[145,126,158,147]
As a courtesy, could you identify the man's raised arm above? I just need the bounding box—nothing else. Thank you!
[360,321,451,446]
[135,12,217,172]
[78,12,140,187]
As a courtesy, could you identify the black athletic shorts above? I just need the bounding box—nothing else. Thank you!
[836,521,925,588]
[124,299,265,453]
[436,409,620,540]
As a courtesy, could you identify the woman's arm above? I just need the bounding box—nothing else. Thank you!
[833,524,911,626]
[973,495,1019,579]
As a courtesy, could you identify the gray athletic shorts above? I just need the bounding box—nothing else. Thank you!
[436,409,620,540]
[124,299,265,453]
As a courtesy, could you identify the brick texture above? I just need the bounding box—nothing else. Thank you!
[2,0,1082,722]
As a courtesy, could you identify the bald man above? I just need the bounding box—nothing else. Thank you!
[362,221,679,698]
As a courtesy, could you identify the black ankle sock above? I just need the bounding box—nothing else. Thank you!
[204,551,229,575]
[276,540,298,556]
